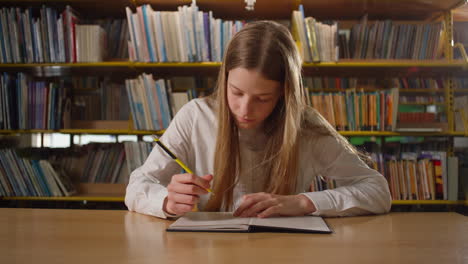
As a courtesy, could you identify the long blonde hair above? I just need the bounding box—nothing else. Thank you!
[204,21,366,211]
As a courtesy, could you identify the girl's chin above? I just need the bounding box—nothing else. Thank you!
[236,121,260,129]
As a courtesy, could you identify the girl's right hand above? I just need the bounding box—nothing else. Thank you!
[163,173,213,216]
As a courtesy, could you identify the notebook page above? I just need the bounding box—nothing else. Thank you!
[250,216,330,232]
[169,212,249,229]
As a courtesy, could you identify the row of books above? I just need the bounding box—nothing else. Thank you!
[291,6,443,62]
[0,148,75,197]
[308,88,399,131]
[93,19,129,59]
[0,73,70,130]
[77,142,152,183]
[303,77,446,91]
[274,147,459,201]
[347,15,443,60]
[125,74,196,130]
[399,95,444,104]
[1,135,461,200]
[125,3,245,62]
[454,78,468,90]
[72,77,130,121]
[0,3,452,64]
[81,142,152,183]
[0,6,129,63]
[291,5,338,62]
[2,75,447,132]
[22,141,153,184]
[383,153,458,201]
[0,73,211,130]
[364,138,460,201]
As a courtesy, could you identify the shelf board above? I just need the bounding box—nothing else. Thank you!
[0,129,165,135]
[451,131,468,136]
[399,102,445,105]
[0,195,125,202]
[339,131,452,136]
[454,88,468,92]
[1,0,464,20]
[1,60,468,77]
[310,89,446,93]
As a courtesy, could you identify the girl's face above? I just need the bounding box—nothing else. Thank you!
[227,67,282,129]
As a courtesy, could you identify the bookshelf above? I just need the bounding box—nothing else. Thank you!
[0,0,467,207]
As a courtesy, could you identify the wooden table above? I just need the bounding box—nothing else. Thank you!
[0,208,467,264]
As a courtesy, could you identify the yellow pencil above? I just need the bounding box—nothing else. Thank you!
[151,135,214,195]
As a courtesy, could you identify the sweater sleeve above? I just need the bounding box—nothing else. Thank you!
[125,101,195,219]
[301,136,392,217]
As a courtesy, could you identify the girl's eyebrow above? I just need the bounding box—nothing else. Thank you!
[228,83,274,96]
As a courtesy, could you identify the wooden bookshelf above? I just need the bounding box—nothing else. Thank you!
[0,183,126,202]
[1,0,467,207]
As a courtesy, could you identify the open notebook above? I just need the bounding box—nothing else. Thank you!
[167,212,332,233]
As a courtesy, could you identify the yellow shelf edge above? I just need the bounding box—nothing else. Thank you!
[0,129,165,135]
[399,102,445,105]
[311,89,446,93]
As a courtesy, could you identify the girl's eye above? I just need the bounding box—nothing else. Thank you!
[257,98,271,102]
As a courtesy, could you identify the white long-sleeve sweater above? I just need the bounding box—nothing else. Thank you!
[125,97,392,219]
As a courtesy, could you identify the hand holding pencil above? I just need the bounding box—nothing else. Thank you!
[152,135,214,216]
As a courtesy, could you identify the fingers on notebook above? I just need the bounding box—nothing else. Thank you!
[234,192,276,217]
[241,199,277,218]
[257,207,281,218]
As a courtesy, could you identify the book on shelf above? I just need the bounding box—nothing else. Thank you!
[291,5,338,62]
[75,25,107,62]
[72,77,129,121]
[125,2,245,62]
[454,95,468,132]
[125,74,208,131]
[0,148,75,197]
[167,212,332,234]
[308,87,399,131]
[0,73,71,130]
[348,14,444,60]
[0,5,128,63]
[45,141,153,184]
[351,137,460,201]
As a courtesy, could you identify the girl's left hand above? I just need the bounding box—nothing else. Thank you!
[233,193,316,218]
